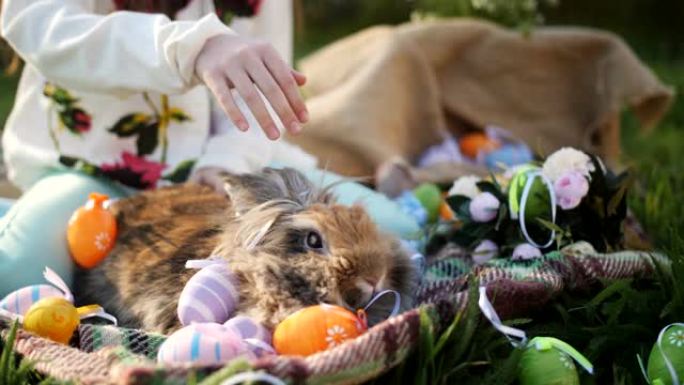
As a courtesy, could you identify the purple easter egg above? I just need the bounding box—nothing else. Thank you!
[0,285,67,316]
[157,323,254,365]
[178,263,239,326]
[224,315,272,344]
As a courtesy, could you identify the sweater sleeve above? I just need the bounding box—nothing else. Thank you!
[0,0,234,95]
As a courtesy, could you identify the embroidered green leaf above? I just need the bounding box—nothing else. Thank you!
[168,107,191,123]
[108,113,153,137]
[162,159,197,183]
[59,155,101,176]
[43,83,77,105]
[136,122,160,156]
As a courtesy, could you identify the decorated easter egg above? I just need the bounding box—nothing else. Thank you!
[224,316,274,357]
[459,132,501,159]
[519,341,580,385]
[273,304,367,357]
[23,297,80,344]
[413,183,442,223]
[647,323,684,385]
[67,193,117,269]
[0,284,66,316]
[178,263,239,326]
[157,323,254,365]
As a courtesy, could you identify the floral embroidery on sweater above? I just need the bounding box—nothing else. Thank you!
[44,83,197,189]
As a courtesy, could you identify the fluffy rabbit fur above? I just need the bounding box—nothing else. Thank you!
[75,168,416,334]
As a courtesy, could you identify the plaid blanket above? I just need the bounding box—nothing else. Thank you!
[0,242,668,385]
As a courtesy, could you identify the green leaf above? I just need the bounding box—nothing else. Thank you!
[136,122,160,156]
[536,217,564,233]
[59,155,102,176]
[108,113,152,137]
[446,195,470,213]
[162,159,197,183]
[476,181,504,200]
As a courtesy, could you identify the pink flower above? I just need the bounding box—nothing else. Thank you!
[469,192,500,222]
[473,240,498,265]
[554,171,589,210]
[101,152,166,189]
[511,243,542,260]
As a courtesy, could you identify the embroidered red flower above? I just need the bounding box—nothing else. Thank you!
[101,152,166,189]
[72,109,92,133]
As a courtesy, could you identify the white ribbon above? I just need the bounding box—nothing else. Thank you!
[43,267,74,303]
[219,372,285,385]
[477,286,527,347]
[185,255,224,269]
[79,307,118,326]
[518,171,557,248]
[364,289,401,319]
[0,307,23,324]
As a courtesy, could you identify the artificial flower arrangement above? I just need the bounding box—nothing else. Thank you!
[429,147,632,263]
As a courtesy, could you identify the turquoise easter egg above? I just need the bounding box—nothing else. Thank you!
[647,324,684,385]
[413,183,442,223]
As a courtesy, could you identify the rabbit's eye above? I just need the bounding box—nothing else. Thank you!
[305,231,324,250]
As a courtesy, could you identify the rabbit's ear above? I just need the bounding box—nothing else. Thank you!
[223,168,334,214]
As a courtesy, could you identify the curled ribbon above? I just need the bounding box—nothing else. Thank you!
[508,167,557,248]
[43,267,74,303]
[364,289,401,319]
[478,286,593,374]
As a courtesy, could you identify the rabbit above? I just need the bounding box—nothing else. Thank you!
[74,167,417,334]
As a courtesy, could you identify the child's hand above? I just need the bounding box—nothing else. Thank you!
[195,34,308,140]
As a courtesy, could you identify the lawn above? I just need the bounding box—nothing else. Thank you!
[0,25,682,385]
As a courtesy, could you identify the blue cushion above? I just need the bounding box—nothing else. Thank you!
[269,163,422,239]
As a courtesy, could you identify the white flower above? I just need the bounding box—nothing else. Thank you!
[325,325,348,348]
[511,243,542,260]
[469,192,500,222]
[448,175,482,199]
[668,329,684,348]
[542,147,595,182]
[94,232,111,251]
[473,240,498,265]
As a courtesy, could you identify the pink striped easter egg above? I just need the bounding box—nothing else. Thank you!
[178,263,239,326]
[0,285,66,316]
[157,323,254,365]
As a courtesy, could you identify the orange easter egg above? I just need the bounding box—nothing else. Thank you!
[273,304,367,356]
[67,193,117,269]
[23,297,80,344]
[459,132,501,159]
